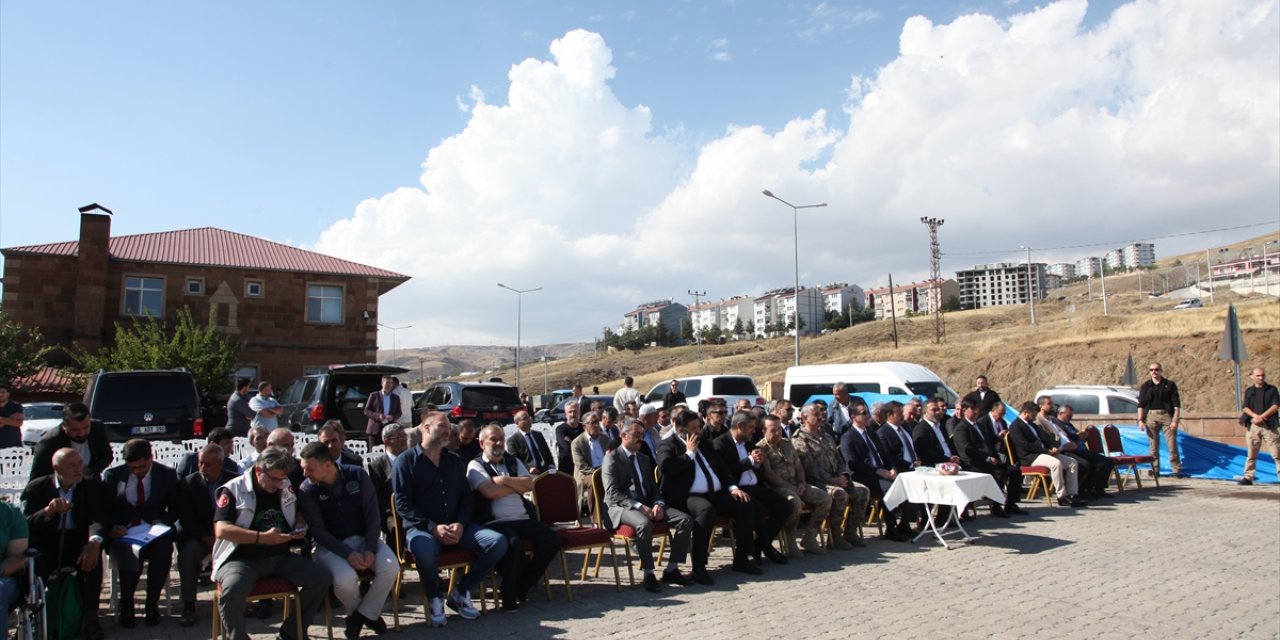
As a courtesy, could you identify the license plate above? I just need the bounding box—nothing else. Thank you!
[482,412,506,420]
[131,425,168,435]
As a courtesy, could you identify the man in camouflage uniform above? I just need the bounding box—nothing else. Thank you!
[755,414,832,557]
[791,403,870,550]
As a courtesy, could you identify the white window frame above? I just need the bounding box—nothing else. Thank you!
[185,277,205,295]
[122,275,165,317]
[306,282,345,325]
[245,279,264,298]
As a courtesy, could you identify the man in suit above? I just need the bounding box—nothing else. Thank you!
[826,383,858,439]
[656,409,759,584]
[1053,404,1115,499]
[975,401,1010,455]
[571,411,609,515]
[950,399,1026,517]
[366,423,407,540]
[103,438,180,627]
[710,412,790,564]
[912,398,962,467]
[176,443,239,626]
[877,401,921,473]
[962,375,1003,416]
[601,419,694,592]
[1009,401,1084,507]
[29,402,112,481]
[506,409,556,475]
[317,421,364,467]
[840,404,914,541]
[363,375,401,447]
[22,448,107,640]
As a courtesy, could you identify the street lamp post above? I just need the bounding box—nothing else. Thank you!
[497,283,542,394]
[1019,245,1036,325]
[762,189,827,366]
[1265,240,1278,295]
[378,323,412,367]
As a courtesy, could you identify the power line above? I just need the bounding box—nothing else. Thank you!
[942,220,1277,259]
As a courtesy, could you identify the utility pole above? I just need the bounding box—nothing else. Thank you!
[920,217,945,344]
[688,289,706,372]
[1019,246,1036,325]
[887,274,899,349]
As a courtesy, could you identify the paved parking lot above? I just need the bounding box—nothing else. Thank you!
[101,477,1279,640]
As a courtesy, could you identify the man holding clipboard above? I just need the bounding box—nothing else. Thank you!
[103,439,179,628]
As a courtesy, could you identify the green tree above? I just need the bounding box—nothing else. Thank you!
[0,310,54,383]
[76,306,242,395]
[680,317,694,342]
[745,319,756,338]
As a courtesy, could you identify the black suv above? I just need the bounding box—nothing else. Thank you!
[415,381,524,425]
[83,368,203,442]
[278,364,409,438]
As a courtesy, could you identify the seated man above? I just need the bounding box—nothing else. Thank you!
[571,411,609,515]
[1053,404,1115,499]
[912,398,965,523]
[103,439,180,627]
[366,423,408,540]
[213,447,332,640]
[840,404,913,542]
[656,409,759,583]
[465,425,562,609]
[756,414,832,557]
[176,428,243,477]
[22,448,106,640]
[266,427,305,487]
[0,498,28,633]
[553,403,585,475]
[297,442,397,639]
[240,425,271,469]
[710,412,790,564]
[317,420,365,467]
[949,399,1026,517]
[505,409,556,476]
[392,412,506,627]
[793,403,868,549]
[177,443,239,626]
[452,419,482,461]
[1009,401,1084,507]
[601,419,694,592]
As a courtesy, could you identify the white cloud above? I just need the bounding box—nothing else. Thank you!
[316,1,1279,350]
[708,37,731,62]
[797,2,880,41]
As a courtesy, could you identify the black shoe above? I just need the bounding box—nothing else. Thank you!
[691,568,715,585]
[345,612,365,640]
[253,599,274,619]
[1006,504,1028,516]
[1092,489,1111,499]
[661,569,693,586]
[1174,471,1190,479]
[1057,497,1075,507]
[365,614,387,634]
[83,617,104,640]
[179,602,197,627]
[144,603,161,627]
[1238,478,1254,486]
[500,598,520,612]
[990,505,1010,518]
[117,605,137,629]
[731,559,764,575]
[642,573,663,593]
[763,547,789,564]
[884,530,911,542]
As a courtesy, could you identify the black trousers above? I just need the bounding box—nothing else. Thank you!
[110,536,174,608]
[740,484,791,552]
[684,491,755,568]
[487,519,563,603]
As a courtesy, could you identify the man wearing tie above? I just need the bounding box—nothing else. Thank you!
[711,412,790,565]
[505,410,556,475]
[950,399,1027,517]
[656,409,758,584]
[840,405,914,542]
[103,438,179,628]
[601,420,694,592]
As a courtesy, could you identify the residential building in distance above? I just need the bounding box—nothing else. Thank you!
[717,295,755,335]
[1076,256,1103,278]
[1045,262,1077,280]
[0,204,409,385]
[1103,249,1124,271]
[689,300,720,335]
[821,282,866,316]
[955,262,1046,310]
[621,299,687,341]
[1121,242,1156,269]
[753,287,822,337]
[864,279,958,319]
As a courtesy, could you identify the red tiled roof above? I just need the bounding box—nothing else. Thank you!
[2,227,408,281]
[8,366,78,396]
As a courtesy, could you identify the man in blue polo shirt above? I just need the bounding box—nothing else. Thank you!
[297,442,396,639]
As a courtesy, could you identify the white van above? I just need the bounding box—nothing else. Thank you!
[783,362,959,407]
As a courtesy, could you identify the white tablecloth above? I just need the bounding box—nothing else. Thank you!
[883,470,1006,510]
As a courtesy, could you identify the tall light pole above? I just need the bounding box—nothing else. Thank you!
[1264,239,1278,295]
[378,323,412,367]
[497,283,541,394]
[688,289,706,372]
[763,189,827,366]
[1019,245,1036,325]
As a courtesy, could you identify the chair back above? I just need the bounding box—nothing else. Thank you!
[1101,425,1125,456]
[388,494,408,564]
[1083,426,1105,454]
[1001,432,1020,465]
[589,469,608,528]
[531,471,580,526]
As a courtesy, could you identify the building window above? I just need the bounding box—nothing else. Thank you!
[302,365,328,376]
[123,276,164,317]
[185,278,204,295]
[233,365,258,382]
[245,279,264,298]
[306,284,344,324]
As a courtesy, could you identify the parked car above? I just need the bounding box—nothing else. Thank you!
[21,402,65,448]
[783,362,959,407]
[83,368,204,441]
[278,364,409,438]
[1173,298,1203,310]
[537,395,612,424]
[640,375,764,412]
[1033,385,1140,415]
[414,381,525,425]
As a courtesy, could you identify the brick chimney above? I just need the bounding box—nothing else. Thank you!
[72,203,113,349]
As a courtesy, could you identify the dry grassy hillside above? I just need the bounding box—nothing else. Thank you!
[486,288,1278,413]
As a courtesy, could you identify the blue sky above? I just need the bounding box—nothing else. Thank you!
[2,0,1276,348]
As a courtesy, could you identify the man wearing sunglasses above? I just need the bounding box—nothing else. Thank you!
[1138,363,1186,478]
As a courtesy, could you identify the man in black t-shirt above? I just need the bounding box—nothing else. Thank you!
[1240,367,1280,486]
[212,448,331,640]
[0,384,23,449]
[662,380,687,410]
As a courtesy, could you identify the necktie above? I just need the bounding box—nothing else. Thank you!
[134,476,146,525]
[899,427,917,462]
[632,454,649,503]
[527,433,543,468]
[862,430,882,468]
[693,450,720,493]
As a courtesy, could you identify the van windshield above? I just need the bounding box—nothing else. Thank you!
[711,378,759,395]
[906,381,957,405]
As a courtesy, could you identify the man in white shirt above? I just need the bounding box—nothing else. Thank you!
[613,376,643,414]
[391,377,415,427]
[248,381,282,429]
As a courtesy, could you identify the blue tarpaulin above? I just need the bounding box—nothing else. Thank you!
[1103,423,1276,484]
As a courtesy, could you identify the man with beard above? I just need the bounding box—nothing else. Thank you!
[554,402,585,475]
[30,402,112,481]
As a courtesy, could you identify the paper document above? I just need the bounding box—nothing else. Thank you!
[120,522,173,547]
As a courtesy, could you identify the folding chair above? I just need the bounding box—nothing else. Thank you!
[531,471,620,600]
[211,577,305,640]
[1084,426,1128,492]
[1003,433,1055,505]
[585,469,667,588]
[388,496,475,617]
[1103,425,1159,489]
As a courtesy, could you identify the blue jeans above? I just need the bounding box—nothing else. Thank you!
[0,575,20,632]
[406,525,507,599]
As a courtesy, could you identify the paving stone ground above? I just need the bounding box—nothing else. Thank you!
[95,478,1280,640]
